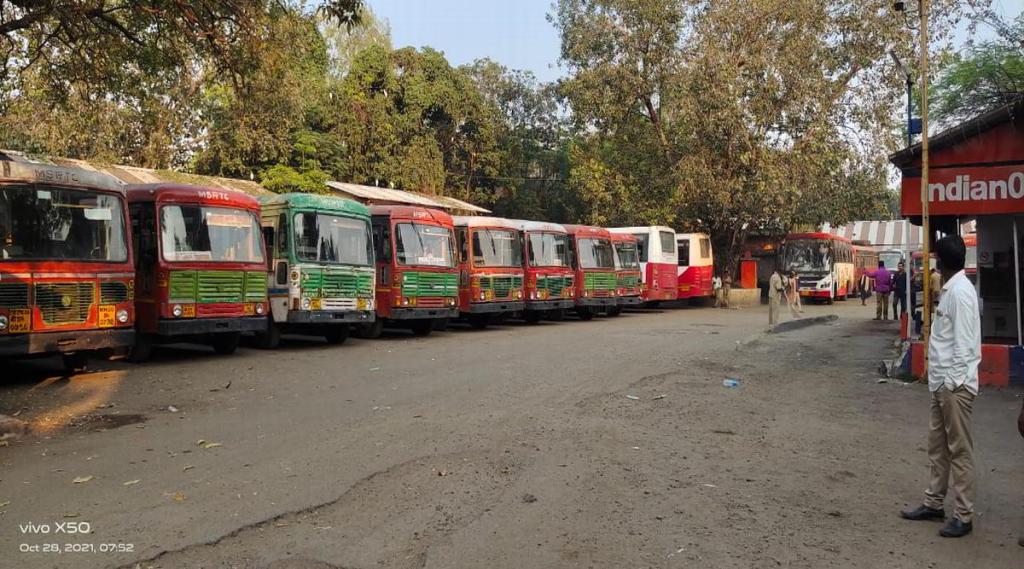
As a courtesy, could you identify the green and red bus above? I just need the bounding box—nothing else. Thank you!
[362,205,458,338]
[563,224,617,320]
[452,216,525,329]
[0,155,135,372]
[511,220,575,323]
[610,231,642,316]
[127,184,268,360]
[608,226,678,303]
[257,193,374,348]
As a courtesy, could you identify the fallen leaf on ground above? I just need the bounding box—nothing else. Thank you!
[72,476,93,484]
[172,492,186,502]
[183,465,194,472]
[123,480,141,486]
[196,439,206,446]
[62,512,79,518]
[202,442,222,449]
[0,501,10,508]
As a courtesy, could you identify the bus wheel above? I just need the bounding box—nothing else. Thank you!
[524,310,543,324]
[254,322,281,350]
[211,333,241,355]
[128,333,154,363]
[469,314,491,329]
[410,319,434,337]
[323,326,349,345]
[62,352,89,374]
[577,307,594,321]
[356,320,383,339]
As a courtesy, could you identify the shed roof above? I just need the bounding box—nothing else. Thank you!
[324,181,490,214]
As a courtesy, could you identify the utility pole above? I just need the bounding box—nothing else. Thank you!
[919,0,932,373]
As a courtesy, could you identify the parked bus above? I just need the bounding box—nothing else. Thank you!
[781,232,854,303]
[851,245,879,298]
[362,205,458,337]
[608,226,678,303]
[564,225,617,320]
[879,249,904,270]
[256,193,375,348]
[512,220,575,323]
[610,232,642,316]
[0,156,135,372]
[452,216,525,329]
[676,233,714,299]
[127,184,268,360]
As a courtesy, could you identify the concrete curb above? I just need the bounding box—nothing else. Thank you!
[768,314,839,334]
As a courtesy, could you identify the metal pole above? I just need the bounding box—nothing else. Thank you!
[906,75,914,147]
[1014,218,1022,346]
[920,0,932,372]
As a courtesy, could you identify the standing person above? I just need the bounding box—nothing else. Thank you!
[722,273,732,309]
[713,274,723,308]
[768,268,784,328]
[865,261,892,320]
[860,270,872,306]
[786,271,802,318]
[892,261,909,318]
[900,235,981,538]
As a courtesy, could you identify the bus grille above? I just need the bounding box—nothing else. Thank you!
[481,276,521,298]
[100,281,130,304]
[35,282,94,325]
[244,271,267,301]
[540,276,570,297]
[304,271,373,298]
[168,271,198,301]
[584,272,617,291]
[402,272,458,297]
[618,274,641,288]
[0,282,29,308]
[197,271,245,303]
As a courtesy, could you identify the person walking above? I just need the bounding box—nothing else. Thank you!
[786,271,802,318]
[713,274,723,308]
[865,261,893,320]
[900,235,981,539]
[721,274,732,309]
[768,268,784,328]
[892,261,909,318]
[860,270,872,306]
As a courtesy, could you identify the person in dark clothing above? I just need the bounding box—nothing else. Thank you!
[892,261,909,318]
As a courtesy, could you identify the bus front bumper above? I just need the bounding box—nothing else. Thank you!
[576,297,617,308]
[388,307,459,320]
[0,328,135,356]
[287,310,375,324]
[465,301,525,314]
[157,316,268,336]
[799,290,831,298]
[524,299,575,311]
[617,295,643,306]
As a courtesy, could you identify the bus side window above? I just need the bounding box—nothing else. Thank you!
[276,213,288,257]
[381,225,391,263]
[700,238,711,260]
[678,241,690,267]
[457,228,468,263]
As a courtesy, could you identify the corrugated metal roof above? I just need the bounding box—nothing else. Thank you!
[821,220,922,247]
[325,181,490,214]
[418,193,490,214]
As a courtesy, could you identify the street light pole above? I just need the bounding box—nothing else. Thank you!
[919,0,932,372]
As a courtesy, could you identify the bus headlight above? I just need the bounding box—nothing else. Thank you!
[116,309,130,324]
[446,297,457,306]
[479,292,486,301]
[817,276,832,290]
[301,297,312,310]
[0,315,8,331]
[172,304,184,318]
[515,290,523,300]
[255,303,266,315]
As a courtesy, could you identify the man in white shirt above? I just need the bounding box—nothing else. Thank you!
[900,235,980,538]
[712,275,723,308]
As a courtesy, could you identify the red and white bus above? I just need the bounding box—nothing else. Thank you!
[781,232,854,303]
[608,226,678,303]
[676,233,714,299]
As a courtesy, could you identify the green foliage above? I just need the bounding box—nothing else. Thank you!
[261,164,330,194]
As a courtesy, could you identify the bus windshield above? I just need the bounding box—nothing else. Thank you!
[161,205,263,263]
[0,185,127,262]
[527,232,571,267]
[396,223,455,268]
[783,239,831,273]
[879,251,903,270]
[614,242,640,269]
[294,213,371,265]
[472,228,521,267]
[578,238,614,269]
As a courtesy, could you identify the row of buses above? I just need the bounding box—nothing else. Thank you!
[0,158,715,371]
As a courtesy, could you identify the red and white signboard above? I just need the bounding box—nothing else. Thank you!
[902,165,1024,216]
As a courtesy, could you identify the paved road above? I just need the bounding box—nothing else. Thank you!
[1,302,1022,569]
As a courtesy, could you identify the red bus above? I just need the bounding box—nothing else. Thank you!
[0,156,135,372]
[127,184,268,360]
[363,205,459,337]
[563,225,617,320]
[452,216,525,329]
[851,245,879,297]
[608,226,678,303]
[677,233,714,299]
[610,231,642,316]
[512,220,575,323]
[781,232,854,303]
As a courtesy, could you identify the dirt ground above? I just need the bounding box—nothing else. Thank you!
[1,302,1022,569]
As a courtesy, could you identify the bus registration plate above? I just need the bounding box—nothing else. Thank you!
[243,303,255,316]
[98,305,116,328]
[8,309,30,333]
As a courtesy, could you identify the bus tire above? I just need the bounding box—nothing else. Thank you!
[469,314,491,330]
[62,352,89,374]
[128,333,154,363]
[410,319,433,337]
[524,310,543,324]
[323,326,349,345]
[576,307,594,321]
[356,320,383,339]
[211,333,241,355]
[254,322,281,350]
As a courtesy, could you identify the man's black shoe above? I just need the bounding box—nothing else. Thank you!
[900,505,945,521]
[939,518,972,538]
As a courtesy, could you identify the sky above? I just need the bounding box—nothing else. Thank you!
[369,0,1024,85]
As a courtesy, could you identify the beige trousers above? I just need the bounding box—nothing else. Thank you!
[876,292,891,319]
[768,294,780,326]
[924,386,976,523]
